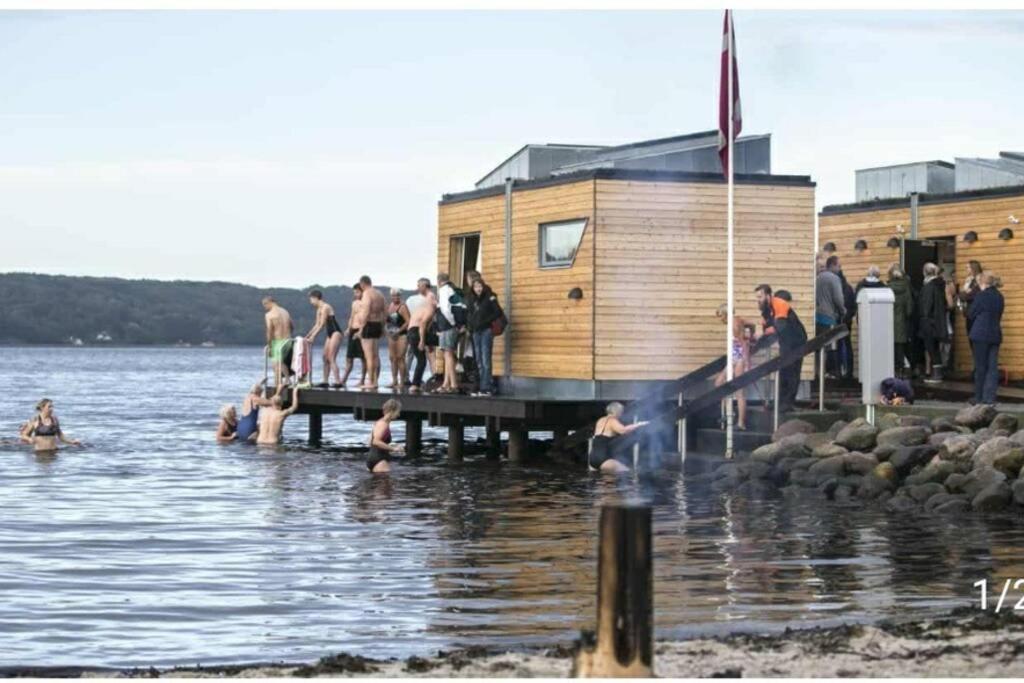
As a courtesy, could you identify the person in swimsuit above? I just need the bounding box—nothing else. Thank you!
[262,296,294,388]
[340,284,367,388]
[367,399,404,473]
[20,399,81,452]
[306,289,345,387]
[257,385,301,446]
[216,380,274,443]
[385,288,411,390]
[407,281,438,393]
[354,275,387,390]
[714,304,750,431]
[589,402,646,473]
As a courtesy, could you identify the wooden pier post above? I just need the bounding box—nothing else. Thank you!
[308,412,323,446]
[406,418,422,458]
[573,505,653,678]
[508,429,528,463]
[447,424,464,463]
[485,423,501,459]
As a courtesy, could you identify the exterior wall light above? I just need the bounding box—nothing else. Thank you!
[963,230,978,244]
[822,242,836,253]
[854,239,868,252]
[886,237,901,248]
[568,287,584,300]
[999,228,1015,240]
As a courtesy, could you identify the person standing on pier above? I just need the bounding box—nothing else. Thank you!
[887,264,913,379]
[262,296,294,388]
[341,284,366,388]
[467,277,503,396]
[354,275,387,390]
[814,256,846,380]
[755,284,807,413]
[968,271,1004,406]
[385,288,410,390]
[714,303,749,431]
[407,281,438,393]
[367,399,404,473]
[435,272,461,393]
[404,278,435,383]
[306,289,344,387]
[918,262,949,384]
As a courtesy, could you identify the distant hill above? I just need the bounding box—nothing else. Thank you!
[0,273,411,346]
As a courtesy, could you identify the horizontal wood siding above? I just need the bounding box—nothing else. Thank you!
[820,193,1024,378]
[594,180,817,381]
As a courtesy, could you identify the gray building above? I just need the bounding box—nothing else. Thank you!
[955,152,1024,192]
[853,151,1024,201]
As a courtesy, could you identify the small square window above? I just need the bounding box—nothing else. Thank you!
[539,218,587,268]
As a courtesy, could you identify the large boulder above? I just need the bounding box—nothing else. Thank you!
[934,497,971,515]
[877,413,901,431]
[924,491,968,512]
[858,473,895,499]
[873,461,897,483]
[961,466,1008,499]
[971,437,1024,477]
[886,494,918,513]
[748,460,773,480]
[931,416,959,433]
[907,482,947,502]
[900,415,933,429]
[956,404,997,429]
[944,472,970,494]
[1010,430,1024,448]
[834,418,879,451]
[813,442,848,458]
[844,452,879,476]
[904,460,956,486]
[772,419,816,442]
[991,413,1020,434]
[972,482,1013,511]
[808,454,847,481]
[873,444,898,462]
[890,445,939,476]
[751,442,783,464]
[1013,480,1024,506]
[939,434,982,464]
[827,420,849,440]
[974,427,1010,441]
[928,431,959,448]
[877,426,931,448]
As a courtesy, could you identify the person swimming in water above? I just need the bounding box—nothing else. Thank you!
[306,289,345,387]
[367,399,404,473]
[589,402,646,473]
[19,399,81,452]
[385,288,410,390]
[257,385,301,445]
[215,380,275,443]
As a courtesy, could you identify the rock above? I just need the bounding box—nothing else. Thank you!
[791,457,814,472]
[890,445,939,476]
[1013,480,1024,506]
[961,467,1008,499]
[834,485,854,502]
[944,472,969,494]
[837,474,864,490]
[877,413,901,431]
[751,442,782,464]
[900,415,933,429]
[907,482,947,503]
[1010,431,1024,448]
[873,461,897,483]
[844,452,879,476]
[827,420,848,440]
[791,469,818,487]
[956,404,997,429]
[974,427,1009,441]
[776,433,812,459]
[994,448,1024,478]
[924,492,967,512]
[931,417,959,433]
[804,433,832,450]
[748,460,773,480]
[928,432,959,448]
[877,426,931,448]
[934,498,971,514]
[971,437,1024,477]
[834,418,879,451]
[972,482,1013,511]
[812,442,848,458]
[939,434,982,463]
[818,477,840,500]
[886,494,918,512]
[736,480,775,497]
[772,419,816,442]
[808,454,847,481]
[905,460,955,486]
[873,445,898,462]
[991,413,1019,434]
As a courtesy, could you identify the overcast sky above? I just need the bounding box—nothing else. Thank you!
[1,10,1021,289]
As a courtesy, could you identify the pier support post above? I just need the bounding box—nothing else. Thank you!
[553,428,568,444]
[573,505,653,678]
[406,418,422,458]
[508,429,528,463]
[486,423,501,459]
[447,424,464,463]
[308,412,322,446]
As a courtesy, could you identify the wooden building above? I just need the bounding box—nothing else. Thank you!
[438,160,818,398]
[819,185,1024,380]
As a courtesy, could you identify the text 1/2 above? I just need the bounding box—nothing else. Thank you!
[974,579,1024,612]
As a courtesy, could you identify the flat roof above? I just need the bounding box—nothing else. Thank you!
[441,167,814,206]
[821,183,1024,216]
[855,160,955,173]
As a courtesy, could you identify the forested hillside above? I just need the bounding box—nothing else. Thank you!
[0,273,407,345]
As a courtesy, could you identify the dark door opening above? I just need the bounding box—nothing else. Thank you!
[902,237,956,375]
[448,233,481,290]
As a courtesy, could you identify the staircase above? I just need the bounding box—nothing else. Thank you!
[693,403,845,456]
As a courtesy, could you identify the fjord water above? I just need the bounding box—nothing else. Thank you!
[2,346,1023,669]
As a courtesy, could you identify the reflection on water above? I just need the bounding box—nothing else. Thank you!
[1,347,1023,668]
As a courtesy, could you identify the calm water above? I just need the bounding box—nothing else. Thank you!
[2,346,1024,669]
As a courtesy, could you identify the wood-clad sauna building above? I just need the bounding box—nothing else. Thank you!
[819,154,1024,379]
[437,131,818,398]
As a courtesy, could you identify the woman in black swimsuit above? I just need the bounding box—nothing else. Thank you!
[367,399,404,473]
[589,402,646,473]
[20,398,81,453]
[385,289,411,390]
[306,289,344,387]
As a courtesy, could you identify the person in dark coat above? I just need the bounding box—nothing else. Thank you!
[466,277,503,395]
[837,269,857,380]
[967,272,1004,405]
[755,285,807,413]
[917,262,949,383]
[887,264,913,379]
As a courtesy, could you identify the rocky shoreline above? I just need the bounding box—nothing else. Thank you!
[707,404,1024,514]
[1,608,1019,677]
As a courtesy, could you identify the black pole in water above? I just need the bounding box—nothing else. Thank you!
[406,418,422,458]
[573,505,653,678]
[308,412,323,446]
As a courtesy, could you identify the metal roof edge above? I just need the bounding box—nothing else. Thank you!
[856,159,955,173]
[820,183,1024,216]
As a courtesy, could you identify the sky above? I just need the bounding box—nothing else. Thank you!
[0,10,1022,289]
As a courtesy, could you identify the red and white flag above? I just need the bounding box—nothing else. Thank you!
[718,9,742,177]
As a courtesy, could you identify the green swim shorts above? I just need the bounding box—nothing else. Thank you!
[269,338,289,364]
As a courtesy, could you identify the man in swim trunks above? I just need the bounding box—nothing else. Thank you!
[340,284,367,388]
[263,296,294,389]
[407,280,439,392]
[257,385,301,445]
[354,275,387,390]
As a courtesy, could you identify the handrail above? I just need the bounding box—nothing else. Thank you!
[605,325,849,452]
[562,332,778,449]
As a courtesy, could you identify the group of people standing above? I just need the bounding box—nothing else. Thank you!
[816,254,1005,406]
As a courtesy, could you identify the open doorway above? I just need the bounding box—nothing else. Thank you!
[449,233,481,290]
[902,236,956,377]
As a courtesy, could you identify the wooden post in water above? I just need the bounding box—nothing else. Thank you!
[485,423,501,459]
[406,418,422,458]
[573,505,653,678]
[308,412,323,446]
[447,424,464,463]
[508,429,528,463]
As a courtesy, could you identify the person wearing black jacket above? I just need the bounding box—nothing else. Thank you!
[756,285,807,413]
[967,272,1004,405]
[466,278,503,395]
[837,269,857,380]
[918,262,949,383]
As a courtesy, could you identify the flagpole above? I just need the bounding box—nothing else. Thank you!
[725,9,735,460]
